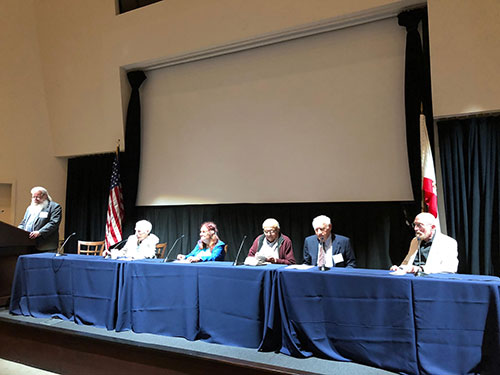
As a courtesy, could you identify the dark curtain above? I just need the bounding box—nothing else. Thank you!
[64,153,115,253]
[398,8,434,206]
[438,115,500,276]
[121,70,147,229]
[65,151,415,265]
[135,201,415,268]
[118,0,162,14]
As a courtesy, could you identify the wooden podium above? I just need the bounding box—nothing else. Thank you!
[0,221,36,306]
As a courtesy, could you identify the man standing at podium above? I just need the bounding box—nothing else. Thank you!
[18,186,62,252]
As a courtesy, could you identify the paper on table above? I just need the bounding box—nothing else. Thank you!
[286,264,315,270]
[390,268,407,275]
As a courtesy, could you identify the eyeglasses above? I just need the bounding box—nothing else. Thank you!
[412,222,428,229]
[263,229,277,234]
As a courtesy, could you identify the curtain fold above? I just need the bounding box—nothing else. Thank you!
[64,153,114,252]
[438,116,500,275]
[398,8,434,207]
[122,70,147,229]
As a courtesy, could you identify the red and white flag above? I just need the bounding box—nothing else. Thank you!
[105,148,124,249]
[420,113,438,218]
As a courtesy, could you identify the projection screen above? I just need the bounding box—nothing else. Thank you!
[138,17,413,206]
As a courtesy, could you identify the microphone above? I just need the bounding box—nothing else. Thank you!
[163,234,185,262]
[109,238,128,250]
[232,235,247,266]
[415,237,425,276]
[56,232,76,256]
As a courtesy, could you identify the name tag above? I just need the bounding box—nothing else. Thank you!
[333,253,344,264]
[39,212,48,218]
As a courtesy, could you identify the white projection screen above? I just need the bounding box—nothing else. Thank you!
[138,17,413,206]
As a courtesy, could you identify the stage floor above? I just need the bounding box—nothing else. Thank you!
[0,307,396,375]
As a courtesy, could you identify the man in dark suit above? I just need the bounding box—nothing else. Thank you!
[18,186,62,252]
[303,215,356,269]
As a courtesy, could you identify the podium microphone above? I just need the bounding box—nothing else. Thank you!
[163,234,185,262]
[232,235,247,266]
[56,232,76,256]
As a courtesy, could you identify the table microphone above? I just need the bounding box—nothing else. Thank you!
[163,234,184,262]
[56,232,76,256]
[232,235,247,266]
[415,237,426,277]
[109,238,128,250]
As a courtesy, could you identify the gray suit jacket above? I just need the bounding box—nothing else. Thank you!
[19,200,62,251]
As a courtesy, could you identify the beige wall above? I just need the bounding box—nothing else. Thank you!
[33,0,423,157]
[0,1,66,229]
[428,0,500,118]
[1,0,498,232]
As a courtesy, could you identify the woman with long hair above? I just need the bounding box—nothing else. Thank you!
[177,221,225,262]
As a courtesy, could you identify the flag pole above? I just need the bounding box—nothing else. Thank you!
[420,103,426,213]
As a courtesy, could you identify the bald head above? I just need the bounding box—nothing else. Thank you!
[413,212,437,241]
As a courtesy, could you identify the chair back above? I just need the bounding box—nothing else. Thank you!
[155,243,167,259]
[78,240,105,256]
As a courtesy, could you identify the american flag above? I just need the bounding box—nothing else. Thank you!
[105,148,124,249]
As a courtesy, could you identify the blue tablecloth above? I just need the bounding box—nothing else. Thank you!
[10,254,500,374]
[9,253,122,329]
[276,267,500,375]
[116,260,281,348]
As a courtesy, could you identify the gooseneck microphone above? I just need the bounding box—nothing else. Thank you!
[109,238,128,250]
[232,235,247,266]
[56,232,76,256]
[163,234,185,262]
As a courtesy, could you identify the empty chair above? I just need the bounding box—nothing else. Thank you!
[78,240,105,256]
[155,242,167,259]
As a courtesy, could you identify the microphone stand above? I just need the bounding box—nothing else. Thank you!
[56,232,76,256]
[232,235,247,266]
[415,237,424,276]
[163,234,184,262]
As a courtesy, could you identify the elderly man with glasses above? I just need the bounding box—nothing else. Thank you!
[246,218,296,265]
[390,212,458,274]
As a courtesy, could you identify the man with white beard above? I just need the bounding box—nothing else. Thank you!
[18,186,62,252]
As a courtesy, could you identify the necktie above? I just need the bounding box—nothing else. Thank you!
[318,241,325,267]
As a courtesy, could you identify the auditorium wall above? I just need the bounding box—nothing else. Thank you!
[0,0,498,232]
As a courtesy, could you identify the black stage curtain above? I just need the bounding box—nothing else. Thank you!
[398,8,434,206]
[65,152,415,266]
[64,153,115,253]
[438,115,500,276]
[121,70,147,228]
[133,202,416,268]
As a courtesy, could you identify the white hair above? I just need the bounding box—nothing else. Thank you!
[262,218,280,229]
[415,212,437,226]
[135,220,152,234]
[312,215,331,229]
[31,186,52,201]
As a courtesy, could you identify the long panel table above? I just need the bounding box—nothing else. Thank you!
[9,253,122,329]
[9,254,280,349]
[276,267,500,375]
[116,260,281,348]
[9,254,500,374]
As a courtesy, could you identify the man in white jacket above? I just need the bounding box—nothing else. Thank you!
[391,212,458,274]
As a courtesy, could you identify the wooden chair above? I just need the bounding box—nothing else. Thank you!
[77,240,105,256]
[155,243,167,259]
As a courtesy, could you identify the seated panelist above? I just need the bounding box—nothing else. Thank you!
[390,212,458,274]
[103,220,159,260]
[177,221,225,263]
[303,215,356,269]
[246,218,296,265]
